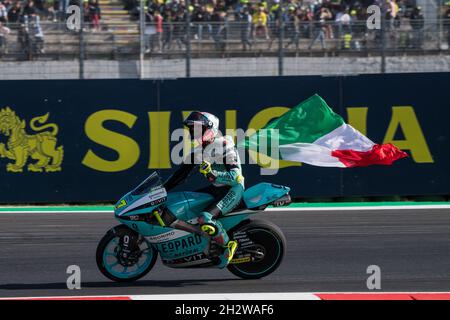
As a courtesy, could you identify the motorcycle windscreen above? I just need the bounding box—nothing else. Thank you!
[115,172,167,216]
[130,172,163,196]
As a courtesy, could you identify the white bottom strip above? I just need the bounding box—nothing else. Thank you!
[2,292,450,300]
[0,292,320,300]
[131,292,320,300]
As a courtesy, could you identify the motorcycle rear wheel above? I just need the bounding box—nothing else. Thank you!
[227,219,286,279]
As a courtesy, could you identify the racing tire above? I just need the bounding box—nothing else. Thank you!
[96,225,158,283]
[227,219,286,280]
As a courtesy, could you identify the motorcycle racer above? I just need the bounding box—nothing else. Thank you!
[163,111,244,268]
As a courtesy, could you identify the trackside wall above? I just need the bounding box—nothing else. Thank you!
[0,73,447,203]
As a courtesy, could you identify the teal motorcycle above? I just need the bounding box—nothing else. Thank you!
[96,172,291,282]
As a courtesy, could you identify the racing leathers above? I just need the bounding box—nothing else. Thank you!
[163,135,245,268]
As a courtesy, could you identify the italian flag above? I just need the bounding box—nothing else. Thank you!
[243,94,408,168]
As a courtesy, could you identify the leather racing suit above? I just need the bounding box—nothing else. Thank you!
[163,135,245,268]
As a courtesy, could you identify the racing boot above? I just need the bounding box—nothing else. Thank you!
[198,211,238,269]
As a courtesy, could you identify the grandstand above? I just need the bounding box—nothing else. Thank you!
[0,0,448,78]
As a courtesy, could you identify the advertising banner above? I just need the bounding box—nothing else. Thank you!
[0,73,446,203]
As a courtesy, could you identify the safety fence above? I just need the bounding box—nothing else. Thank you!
[0,19,449,79]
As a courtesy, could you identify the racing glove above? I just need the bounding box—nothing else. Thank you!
[199,161,216,182]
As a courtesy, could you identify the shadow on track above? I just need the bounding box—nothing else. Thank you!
[0,278,245,291]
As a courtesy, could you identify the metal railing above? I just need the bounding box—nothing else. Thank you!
[0,18,449,79]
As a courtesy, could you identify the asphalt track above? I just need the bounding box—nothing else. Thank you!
[1,208,450,298]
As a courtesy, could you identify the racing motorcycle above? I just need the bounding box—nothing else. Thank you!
[96,171,291,282]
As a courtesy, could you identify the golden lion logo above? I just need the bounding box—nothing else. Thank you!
[0,107,64,173]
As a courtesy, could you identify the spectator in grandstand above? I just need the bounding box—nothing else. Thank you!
[8,2,22,23]
[162,9,174,50]
[252,4,269,39]
[192,4,203,39]
[145,9,163,53]
[144,6,156,53]
[267,0,281,49]
[123,0,137,11]
[24,11,45,54]
[409,5,424,49]
[214,0,227,13]
[83,0,91,26]
[0,1,8,23]
[212,9,227,51]
[17,23,30,55]
[203,5,214,39]
[1,0,12,10]
[147,0,163,14]
[234,0,248,19]
[23,0,37,16]
[444,3,450,47]
[46,0,58,22]
[0,21,10,55]
[308,6,328,50]
[298,6,313,39]
[59,0,70,21]
[335,7,352,38]
[172,9,187,50]
[193,4,212,40]
[88,0,101,32]
[391,0,402,29]
[35,0,47,16]
[350,5,366,36]
[285,6,300,50]
[385,0,399,30]
[237,4,252,51]
[154,10,163,51]
[319,6,333,39]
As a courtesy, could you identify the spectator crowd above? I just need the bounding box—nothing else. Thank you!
[0,0,101,56]
[124,0,438,52]
[0,0,449,57]
[0,0,48,55]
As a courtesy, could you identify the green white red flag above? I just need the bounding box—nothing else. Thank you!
[242,94,408,168]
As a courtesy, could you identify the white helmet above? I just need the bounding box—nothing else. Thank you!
[183,111,219,146]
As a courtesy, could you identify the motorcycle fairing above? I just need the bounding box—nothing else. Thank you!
[114,191,167,218]
[116,207,251,268]
[112,172,290,269]
[243,183,291,208]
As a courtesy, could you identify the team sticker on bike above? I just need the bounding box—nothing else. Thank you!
[158,234,203,254]
[217,190,236,211]
[162,252,207,266]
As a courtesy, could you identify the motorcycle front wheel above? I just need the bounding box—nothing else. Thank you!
[227,219,286,279]
[96,225,158,282]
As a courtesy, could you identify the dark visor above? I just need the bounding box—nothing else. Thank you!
[183,112,212,128]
